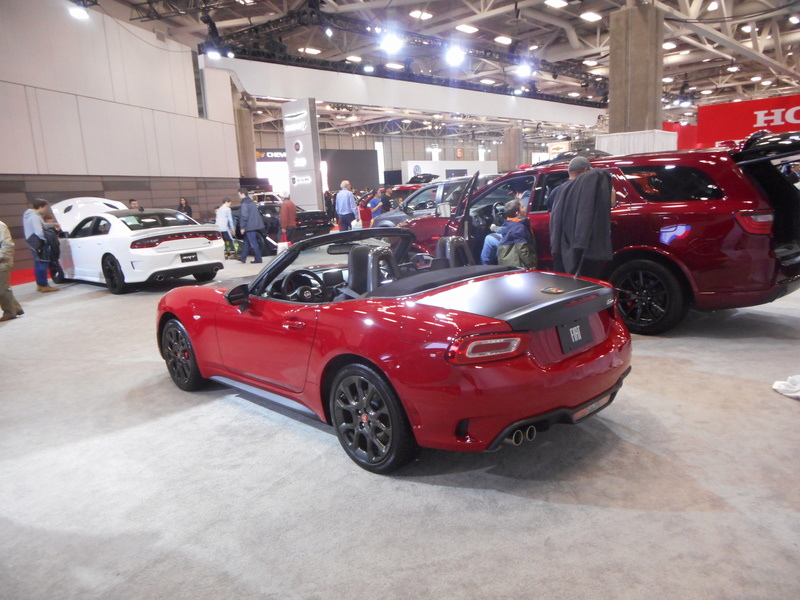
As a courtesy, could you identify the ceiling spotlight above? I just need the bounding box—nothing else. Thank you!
[325,27,333,37]
[663,42,677,50]
[545,0,568,7]
[346,55,362,63]
[206,49,222,60]
[401,119,412,123]
[741,25,753,33]
[529,44,540,51]
[445,47,466,67]
[583,59,598,67]
[708,1,719,10]
[751,75,762,81]
[568,92,581,97]
[480,78,496,85]
[456,24,478,34]
[727,64,740,72]
[581,12,602,22]
[226,50,235,58]
[516,63,532,77]
[380,34,404,54]
[410,10,433,20]
[761,80,772,86]
[68,6,90,19]
[700,89,713,95]
[299,47,321,55]
[679,50,691,55]
[363,64,375,73]
[385,62,404,70]
[662,76,674,83]
[513,88,523,95]
[791,15,800,25]
[494,36,513,45]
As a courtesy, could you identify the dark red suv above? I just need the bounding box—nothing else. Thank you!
[399,132,800,335]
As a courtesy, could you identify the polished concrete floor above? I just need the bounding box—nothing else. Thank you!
[1,261,799,600]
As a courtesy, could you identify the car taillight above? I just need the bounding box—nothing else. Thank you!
[734,210,773,234]
[445,333,530,365]
[131,230,221,249]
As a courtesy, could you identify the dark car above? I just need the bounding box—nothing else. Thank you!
[158,228,631,474]
[232,193,332,252]
[373,174,499,228]
[398,131,800,335]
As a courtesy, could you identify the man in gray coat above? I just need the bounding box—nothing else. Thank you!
[549,156,613,279]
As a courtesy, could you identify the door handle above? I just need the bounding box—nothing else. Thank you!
[282,318,306,330]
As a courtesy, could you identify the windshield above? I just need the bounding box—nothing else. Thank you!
[116,212,198,230]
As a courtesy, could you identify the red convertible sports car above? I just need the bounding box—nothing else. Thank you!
[157,228,632,473]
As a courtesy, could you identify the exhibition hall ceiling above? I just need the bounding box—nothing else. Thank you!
[104,0,800,144]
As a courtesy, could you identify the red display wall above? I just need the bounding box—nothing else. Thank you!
[662,121,699,150]
[697,94,800,146]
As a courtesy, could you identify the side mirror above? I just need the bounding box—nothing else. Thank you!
[435,203,452,218]
[225,283,250,308]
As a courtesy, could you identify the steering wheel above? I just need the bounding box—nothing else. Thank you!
[281,269,325,302]
[492,202,506,225]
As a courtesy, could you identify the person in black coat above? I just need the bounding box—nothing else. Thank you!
[237,188,263,263]
[549,157,613,279]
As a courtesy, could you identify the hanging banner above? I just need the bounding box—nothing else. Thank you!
[281,98,323,211]
[697,93,800,147]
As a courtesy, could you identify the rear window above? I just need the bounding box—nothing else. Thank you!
[621,166,723,202]
[118,212,197,230]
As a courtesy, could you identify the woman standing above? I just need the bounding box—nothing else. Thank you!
[177,197,193,217]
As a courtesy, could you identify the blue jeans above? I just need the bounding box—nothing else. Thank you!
[338,213,354,231]
[30,250,49,286]
[240,231,263,263]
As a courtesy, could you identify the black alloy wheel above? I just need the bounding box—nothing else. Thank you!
[50,260,66,284]
[101,255,127,294]
[610,259,687,335]
[161,319,205,391]
[330,364,418,474]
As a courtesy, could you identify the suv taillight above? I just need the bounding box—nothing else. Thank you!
[131,231,221,249]
[734,210,773,235]
[445,333,530,365]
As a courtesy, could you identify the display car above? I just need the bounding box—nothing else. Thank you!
[157,228,632,474]
[50,197,224,294]
[373,174,499,228]
[231,193,332,250]
[399,132,800,335]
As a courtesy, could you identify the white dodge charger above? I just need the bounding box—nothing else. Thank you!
[50,198,225,293]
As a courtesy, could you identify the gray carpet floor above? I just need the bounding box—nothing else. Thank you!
[2,260,799,600]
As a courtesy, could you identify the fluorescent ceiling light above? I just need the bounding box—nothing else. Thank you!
[494,36,513,45]
[529,44,540,51]
[410,10,432,20]
[380,34,404,54]
[545,0,568,7]
[299,47,321,55]
[581,12,602,22]
[568,92,581,97]
[363,65,374,73]
[751,75,762,81]
[206,50,221,60]
[385,63,404,70]
[68,6,90,19]
[456,24,478,34]
[700,89,713,95]
[480,78,495,85]
[662,77,674,83]
[679,50,690,55]
[583,59,598,66]
[663,42,677,50]
[401,119,412,123]
[761,80,772,85]
[346,55,361,62]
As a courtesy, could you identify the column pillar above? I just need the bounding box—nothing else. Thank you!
[608,3,664,132]
[234,107,257,178]
[498,125,524,171]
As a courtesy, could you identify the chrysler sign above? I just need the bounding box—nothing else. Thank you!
[697,93,800,146]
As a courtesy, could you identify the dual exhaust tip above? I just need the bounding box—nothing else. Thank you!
[504,425,537,446]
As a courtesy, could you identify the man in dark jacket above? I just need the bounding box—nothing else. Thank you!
[549,156,613,278]
[378,187,393,214]
[497,198,537,268]
[238,188,263,263]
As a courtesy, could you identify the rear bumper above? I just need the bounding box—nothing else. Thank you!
[695,273,800,310]
[144,262,223,282]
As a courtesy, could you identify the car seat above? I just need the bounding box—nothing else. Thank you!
[336,245,371,299]
[435,236,476,268]
[366,246,401,292]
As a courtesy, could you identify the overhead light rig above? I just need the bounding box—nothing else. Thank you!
[191,3,606,108]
